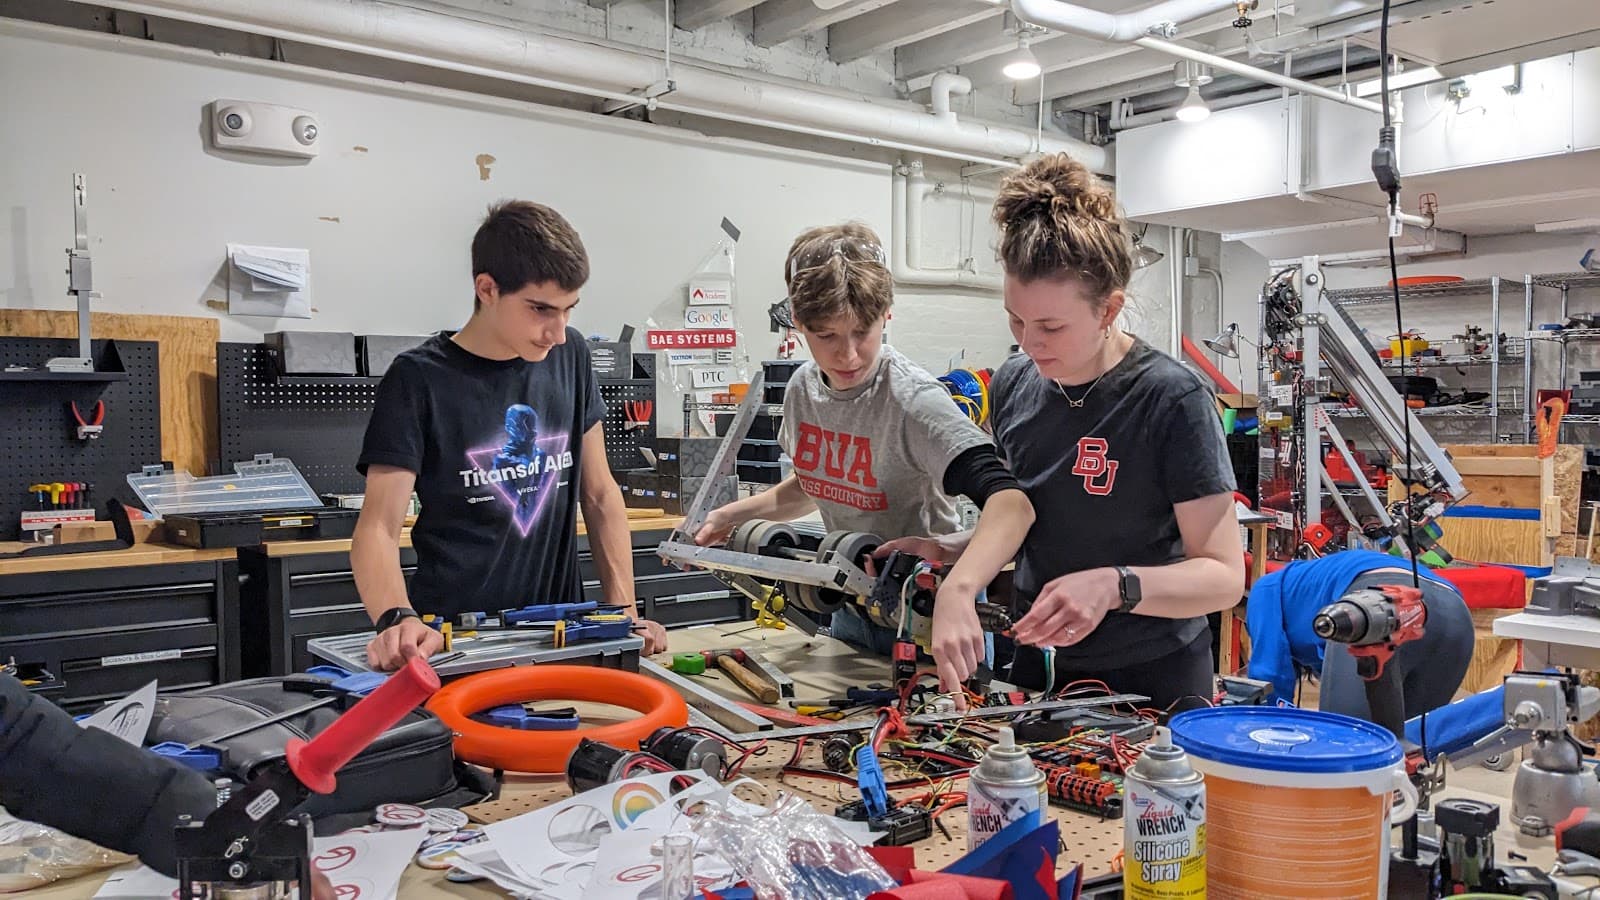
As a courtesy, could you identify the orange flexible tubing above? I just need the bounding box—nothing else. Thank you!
[426,665,688,773]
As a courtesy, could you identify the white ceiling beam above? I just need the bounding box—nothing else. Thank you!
[1027,37,1259,106]
[896,15,1020,80]
[828,1,999,64]
[675,0,765,30]
[751,0,900,47]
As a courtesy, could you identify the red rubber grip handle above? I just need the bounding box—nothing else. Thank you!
[285,658,441,794]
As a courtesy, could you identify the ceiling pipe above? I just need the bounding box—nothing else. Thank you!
[1008,0,1389,118]
[892,162,1004,291]
[79,0,1110,173]
[930,72,974,124]
[1007,0,1238,43]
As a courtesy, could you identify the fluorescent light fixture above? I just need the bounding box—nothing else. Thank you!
[1175,85,1210,122]
[1535,217,1600,233]
[1355,65,1442,98]
[1002,36,1041,81]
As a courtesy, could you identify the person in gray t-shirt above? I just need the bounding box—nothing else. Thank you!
[695,223,1033,694]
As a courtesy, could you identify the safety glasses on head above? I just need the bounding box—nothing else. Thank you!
[787,237,889,283]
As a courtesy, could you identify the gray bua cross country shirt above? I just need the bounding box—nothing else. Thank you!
[991,338,1236,669]
[779,346,992,541]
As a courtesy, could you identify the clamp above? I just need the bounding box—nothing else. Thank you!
[70,400,104,440]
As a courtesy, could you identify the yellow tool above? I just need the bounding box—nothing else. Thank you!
[552,619,567,649]
[751,585,788,630]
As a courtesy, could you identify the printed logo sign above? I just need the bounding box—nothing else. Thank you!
[689,278,731,306]
[685,305,734,329]
[692,367,735,389]
[647,329,737,349]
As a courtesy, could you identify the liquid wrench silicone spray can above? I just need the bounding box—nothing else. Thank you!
[1123,726,1206,898]
[966,726,1047,851]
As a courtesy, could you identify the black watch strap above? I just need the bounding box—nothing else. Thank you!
[374,607,420,633]
[1115,566,1142,613]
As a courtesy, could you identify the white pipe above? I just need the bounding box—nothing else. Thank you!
[891,163,1004,291]
[1008,0,1237,43]
[930,72,972,124]
[1134,37,1388,116]
[87,0,1109,172]
[1168,226,1185,357]
[1295,190,1433,230]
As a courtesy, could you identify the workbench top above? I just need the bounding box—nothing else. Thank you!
[255,512,686,557]
[0,542,236,577]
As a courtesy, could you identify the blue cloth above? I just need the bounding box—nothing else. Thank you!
[1404,685,1507,757]
[1245,550,1452,703]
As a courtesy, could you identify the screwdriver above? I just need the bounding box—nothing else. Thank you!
[27,484,48,510]
[49,482,65,510]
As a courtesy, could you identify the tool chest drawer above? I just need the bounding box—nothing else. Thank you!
[238,548,418,677]
[576,528,678,581]
[0,560,240,712]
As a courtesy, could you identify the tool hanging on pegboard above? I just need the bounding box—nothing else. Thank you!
[625,399,654,430]
[71,399,105,440]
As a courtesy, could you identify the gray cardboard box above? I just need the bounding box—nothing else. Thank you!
[655,437,722,478]
[264,331,357,375]
[359,334,429,377]
[660,475,736,516]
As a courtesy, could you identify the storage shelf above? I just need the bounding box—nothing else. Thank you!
[1532,272,1600,290]
[0,369,129,382]
[1563,415,1600,426]
[1327,405,1497,419]
[1526,328,1600,343]
[273,374,383,386]
[1381,351,1522,369]
[685,402,785,415]
[1326,278,1507,306]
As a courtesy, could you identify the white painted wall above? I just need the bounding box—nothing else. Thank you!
[0,22,1031,430]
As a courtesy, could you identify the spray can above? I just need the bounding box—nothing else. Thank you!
[1123,726,1206,899]
[966,726,1047,851]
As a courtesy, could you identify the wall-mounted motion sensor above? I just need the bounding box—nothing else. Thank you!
[209,100,321,159]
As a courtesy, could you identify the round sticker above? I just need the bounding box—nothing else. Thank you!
[425,807,470,833]
[415,842,466,870]
[374,803,427,826]
[446,869,485,884]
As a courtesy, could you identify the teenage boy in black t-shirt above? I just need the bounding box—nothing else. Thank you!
[352,201,668,670]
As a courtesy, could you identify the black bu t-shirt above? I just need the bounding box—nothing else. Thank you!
[991,338,1235,670]
[357,329,605,619]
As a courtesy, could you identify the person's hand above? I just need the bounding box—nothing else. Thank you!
[309,870,336,900]
[1011,568,1120,648]
[635,618,670,655]
[365,616,444,671]
[930,585,987,711]
[694,508,738,547]
[873,532,969,567]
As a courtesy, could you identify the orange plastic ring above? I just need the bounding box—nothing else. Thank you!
[426,665,688,773]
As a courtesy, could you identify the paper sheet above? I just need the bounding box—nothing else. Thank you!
[93,826,424,900]
[78,681,157,746]
[226,244,312,319]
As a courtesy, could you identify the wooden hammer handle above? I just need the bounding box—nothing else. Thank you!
[717,655,779,704]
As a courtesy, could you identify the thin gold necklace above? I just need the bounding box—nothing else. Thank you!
[1054,372,1105,408]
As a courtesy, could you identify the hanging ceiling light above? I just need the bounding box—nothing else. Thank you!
[1132,224,1164,269]
[1175,85,1211,122]
[1001,34,1041,81]
[1172,59,1213,123]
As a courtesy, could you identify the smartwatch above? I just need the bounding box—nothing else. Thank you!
[374,606,421,633]
[1114,566,1142,613]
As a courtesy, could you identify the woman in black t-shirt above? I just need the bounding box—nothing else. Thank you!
[884,154,1244,710]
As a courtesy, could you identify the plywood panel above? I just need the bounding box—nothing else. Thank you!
[1445,443,1581,535]
[1466,608,1520,696]
[1458,476,1544,509]
[0,311,217,475]
[1453,457,1543,477]
[1440,516,1549,568]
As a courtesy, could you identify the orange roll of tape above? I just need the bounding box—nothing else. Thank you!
[426,665,689,773]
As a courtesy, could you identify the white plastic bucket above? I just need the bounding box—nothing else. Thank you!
[1171,708,1416,899]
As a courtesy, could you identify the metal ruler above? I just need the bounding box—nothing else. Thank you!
[673,369,767,542]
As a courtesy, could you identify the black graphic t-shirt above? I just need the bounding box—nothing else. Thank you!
[357,329,605,619]
[991,338,1235,669]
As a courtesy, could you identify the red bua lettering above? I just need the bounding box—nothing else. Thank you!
[793,423,877,488]
[1071,436,1119,496]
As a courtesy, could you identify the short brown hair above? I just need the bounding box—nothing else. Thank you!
[783,222,893,329]
[991,153,1132,306]
[471,201,589,307]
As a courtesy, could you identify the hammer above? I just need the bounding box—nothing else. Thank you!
[703,649,778,704]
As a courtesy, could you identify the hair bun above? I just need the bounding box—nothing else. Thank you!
[991,152,1132,292]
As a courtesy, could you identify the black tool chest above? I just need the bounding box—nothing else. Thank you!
[0,558,241,712]
[238,526,746,676]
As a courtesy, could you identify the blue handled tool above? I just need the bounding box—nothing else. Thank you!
[471,704,580,731]
[501,601,598,625]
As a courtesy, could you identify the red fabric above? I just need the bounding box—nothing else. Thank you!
[1259,559,1526,610]
[1432,563,1526,610]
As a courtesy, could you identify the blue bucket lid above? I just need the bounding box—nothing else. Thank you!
[1169,707,1401,773]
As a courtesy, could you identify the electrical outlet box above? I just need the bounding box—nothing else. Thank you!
[209,100,321,159]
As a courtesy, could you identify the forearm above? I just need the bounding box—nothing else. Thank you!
[0,676,216,877]
[722,475,815,524]
[352,524,410,622]
[1124,555,1244,618]
[582,488,638,611]
[940,489,1031,599]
